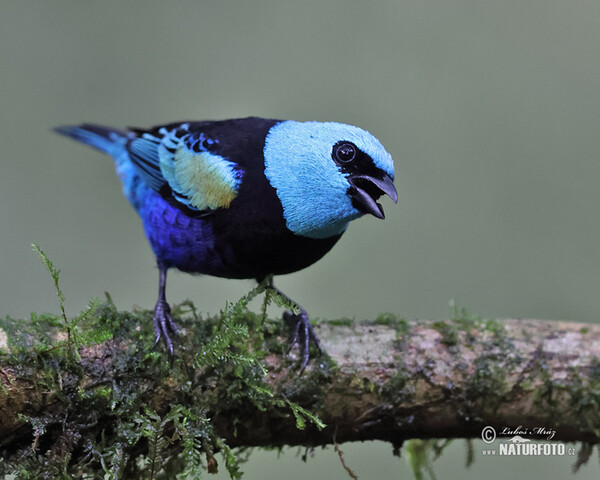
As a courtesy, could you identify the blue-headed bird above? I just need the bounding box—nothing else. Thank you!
[55,117,397,369]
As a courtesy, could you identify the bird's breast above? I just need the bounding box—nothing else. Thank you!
[138,188,342,279]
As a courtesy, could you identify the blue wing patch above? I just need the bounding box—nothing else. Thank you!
[128,134,164,191]
[127,125,243,211]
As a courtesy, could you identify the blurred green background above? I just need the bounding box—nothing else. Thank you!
[2,1,599,478]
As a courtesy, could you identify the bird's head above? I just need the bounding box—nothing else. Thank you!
[263,120,397,239]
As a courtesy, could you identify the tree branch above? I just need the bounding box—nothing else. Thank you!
[1,306,599,474]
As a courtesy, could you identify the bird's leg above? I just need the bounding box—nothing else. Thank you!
[266,279,322,372]
[153,264,178,356]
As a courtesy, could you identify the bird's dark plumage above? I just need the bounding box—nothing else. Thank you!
[55,117,396,369]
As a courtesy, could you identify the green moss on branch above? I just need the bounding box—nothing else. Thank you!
[1,250,599,478]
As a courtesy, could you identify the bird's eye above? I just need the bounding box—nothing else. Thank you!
[333,142,357,163]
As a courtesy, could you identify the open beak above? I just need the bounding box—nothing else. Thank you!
[348,173,398,219]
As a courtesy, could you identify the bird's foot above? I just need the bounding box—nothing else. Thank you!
[283,309,322,373]
[153,299,178,357]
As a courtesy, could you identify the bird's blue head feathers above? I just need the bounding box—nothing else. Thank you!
[263,120,396,239]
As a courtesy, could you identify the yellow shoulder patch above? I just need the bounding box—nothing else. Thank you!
[173,147,241,210]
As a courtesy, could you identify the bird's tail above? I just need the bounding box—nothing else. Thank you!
[55,124,145,210]
[54,124,129,157]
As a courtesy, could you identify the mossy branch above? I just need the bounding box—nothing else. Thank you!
[1,305,600,475]
[1,247,599,478]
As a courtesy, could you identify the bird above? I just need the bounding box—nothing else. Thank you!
[55,117,397,369]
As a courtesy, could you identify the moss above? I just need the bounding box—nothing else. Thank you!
[448,303,509,341]
[362,377,376,393]
[374,313,410,336]
[460,350,512,423]
[404,439,451,480]
[565,358,600,441]
[429,304,495,352]
[531,354,559,412]
[526,355,600,470]
[464,327,516,420]
[382,371,408,396]
[1,293,329,478]
[327,318,355,327]
[279,356,336,409]
[449,300,482,330]
[483,318,504,336]
[432,321,459,349]
[467,354,508,398]
[380,359,415,406]
[0,247,328,479]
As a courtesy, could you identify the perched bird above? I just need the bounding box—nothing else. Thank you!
[55,117,397,368]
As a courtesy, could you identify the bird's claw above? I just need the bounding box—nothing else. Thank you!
[283,309,322,373]
[153,300,178,357]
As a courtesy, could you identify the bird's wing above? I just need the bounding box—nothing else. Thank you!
[127,124,243,213]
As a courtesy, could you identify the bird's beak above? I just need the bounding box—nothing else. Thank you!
[348,173,398,219]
